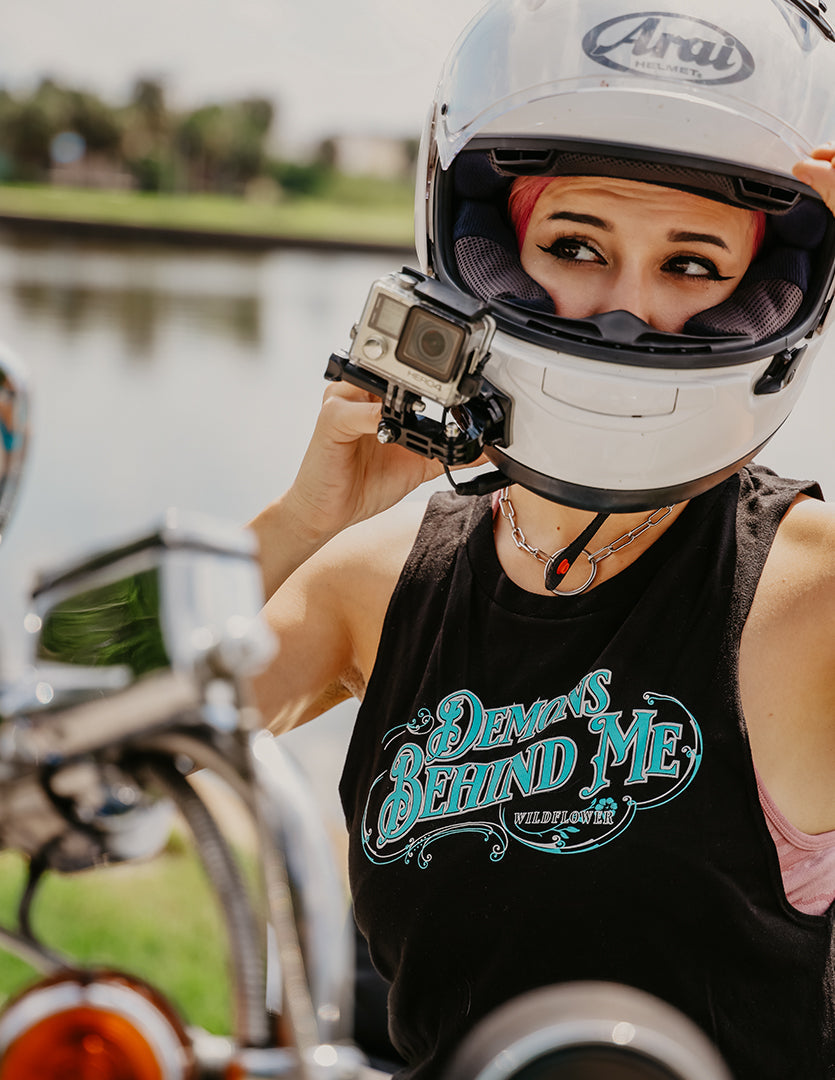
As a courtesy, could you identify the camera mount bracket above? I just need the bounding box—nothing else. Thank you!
[325,351,510,467]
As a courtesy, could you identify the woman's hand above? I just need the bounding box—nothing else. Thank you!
[250,380,447,596]
[793,144,835,215]
[287,380,446,541]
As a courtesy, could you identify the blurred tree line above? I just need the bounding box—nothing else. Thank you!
[0,76,347,197]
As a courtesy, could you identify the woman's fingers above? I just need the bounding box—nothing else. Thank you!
[793,144,835,215]
[319,391,382,442]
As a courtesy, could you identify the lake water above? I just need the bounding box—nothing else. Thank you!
[0,231,833,825]
[0,232,404,826]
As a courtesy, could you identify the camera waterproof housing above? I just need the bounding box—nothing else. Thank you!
[347,268,496,409]
[326,268,509,468]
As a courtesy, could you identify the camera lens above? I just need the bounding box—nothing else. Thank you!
[396,308,466,382]
[417,328,448,360]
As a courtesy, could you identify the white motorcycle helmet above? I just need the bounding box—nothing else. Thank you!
[416,0,835,510]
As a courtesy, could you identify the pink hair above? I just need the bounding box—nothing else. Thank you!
[507,174,767,257]
[752,210,767,256]
[507,176,556,248]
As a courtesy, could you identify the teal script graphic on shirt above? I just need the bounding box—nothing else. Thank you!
[361,668,702,866]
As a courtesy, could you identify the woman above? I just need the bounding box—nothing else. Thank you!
[251,1,835,1076]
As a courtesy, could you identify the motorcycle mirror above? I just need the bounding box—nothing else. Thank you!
[0,343,29,545]
[443,982,733,1080]
[27,509,272,685]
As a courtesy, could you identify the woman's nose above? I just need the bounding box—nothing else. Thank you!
[596,269,656,327]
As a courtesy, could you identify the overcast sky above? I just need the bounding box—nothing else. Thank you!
[2,0,485,151]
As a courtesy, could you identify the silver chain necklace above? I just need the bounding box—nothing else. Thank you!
[498,488,674,597]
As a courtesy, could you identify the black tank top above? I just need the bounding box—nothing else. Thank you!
[339,466,835,1079]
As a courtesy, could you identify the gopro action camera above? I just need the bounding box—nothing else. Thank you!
[326,268,509,467]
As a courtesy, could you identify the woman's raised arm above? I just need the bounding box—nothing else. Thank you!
[249,380,443,599]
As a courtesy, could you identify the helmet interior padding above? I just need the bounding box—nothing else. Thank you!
[454,234,553,309]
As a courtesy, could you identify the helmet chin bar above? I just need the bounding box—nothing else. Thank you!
[484,439,774,513]
[491,305,763,366]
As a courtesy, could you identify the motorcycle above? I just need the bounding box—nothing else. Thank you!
[0,343,732,1080]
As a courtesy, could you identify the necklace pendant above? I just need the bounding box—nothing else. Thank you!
[544,548,597,595]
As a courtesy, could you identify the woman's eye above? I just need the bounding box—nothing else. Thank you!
[664,255,732,281]
[538,238,604,264]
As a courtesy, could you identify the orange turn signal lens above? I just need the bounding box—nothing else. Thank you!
[0,970,194,1080]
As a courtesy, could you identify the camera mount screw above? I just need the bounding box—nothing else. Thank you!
[376,422,398,444]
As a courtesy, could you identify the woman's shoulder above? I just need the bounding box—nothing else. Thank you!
[759,491,835,628]
[776,491,835,556]
[743,490,835,832]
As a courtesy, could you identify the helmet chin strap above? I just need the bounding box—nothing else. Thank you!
[443,464,510,497]
[444,464,611,590]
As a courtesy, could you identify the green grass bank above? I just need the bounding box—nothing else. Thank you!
[0,174,416,251]
[0,843,234,1033]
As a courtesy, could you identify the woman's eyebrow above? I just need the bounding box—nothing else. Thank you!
[543,214,731,251]
[668,230,729,250]
[547,211,612,230]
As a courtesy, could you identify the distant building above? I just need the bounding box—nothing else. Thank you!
[49,152,135,190]
[323,135,412,180]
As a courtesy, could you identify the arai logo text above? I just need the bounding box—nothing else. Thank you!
[583,12,755,85]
